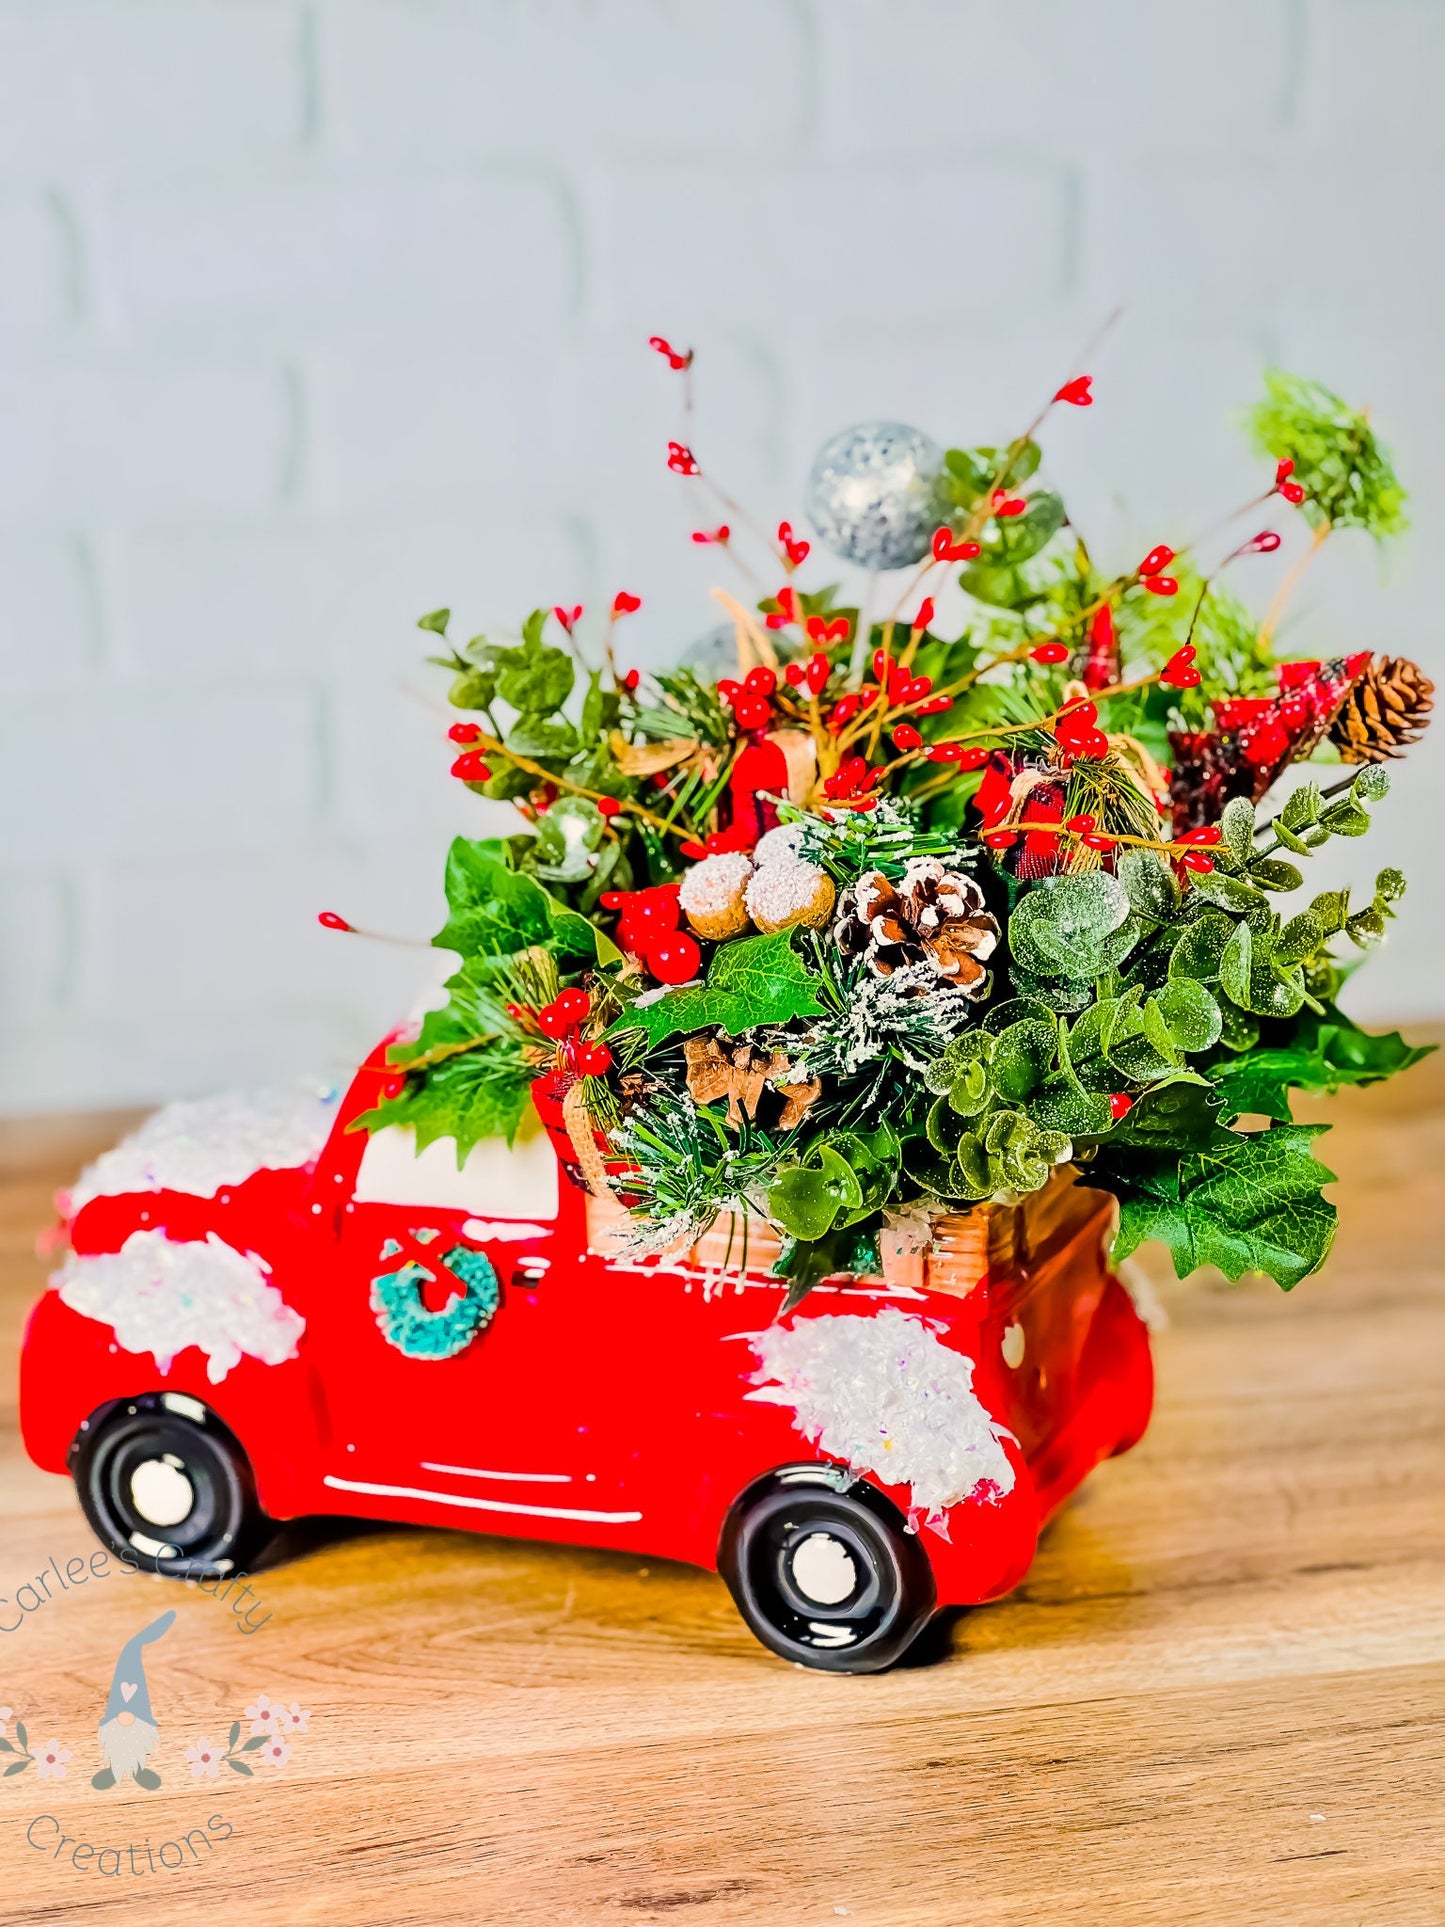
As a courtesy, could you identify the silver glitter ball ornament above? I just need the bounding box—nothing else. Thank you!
[806,422,947,571]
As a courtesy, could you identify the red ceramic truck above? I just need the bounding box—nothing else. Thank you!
[20,1040,1153,1672]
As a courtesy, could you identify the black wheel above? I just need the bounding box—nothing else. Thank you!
[718,1466,937,1673]
[69,1395,275,1578]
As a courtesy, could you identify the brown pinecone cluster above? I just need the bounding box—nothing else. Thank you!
[1330,655,1435,763]
[834,857,999,995]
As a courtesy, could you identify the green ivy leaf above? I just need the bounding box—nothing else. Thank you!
[609,930,827,1049]
[1104,1123,1337,1288]
[495,621,575,713]
[1210,1009,1435,1122]
[354,1045,537,1165]
[433,839,553,958]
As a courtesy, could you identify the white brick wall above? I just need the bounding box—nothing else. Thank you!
[1,0,1442,1113]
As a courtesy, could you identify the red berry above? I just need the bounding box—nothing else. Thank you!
[612,590,642,615]
[983,829,1018,849]
[317,910,352,932]
[1109,1093,1133,1121]
[716,678,741,704]
[911,597,935,632]
[647,933,701,985]
[448,722,482,744]
[596,796,622,818]
[451,751,492,780]
[916,695,953,715]
[1081,832,1116,851]
[784,662,806,686]
[1055,375,1094,406]
[553,988,590,1024]
[1178,825,1222,846]
[679,839,707,859]
[600,891,626,910]
[1280,480,1306,505]
[1179,850,1216,874]
[1030,642,1070,664]
[891,724,922,751]
[925,745,956,763]
[731,694,772,731]
[1274,457,1294,484]
[1138,544,1175,577]
[577,1042,613,1078]
[691,525,730,545]
[995,497,1027,518]
[537,1003,572,1040]
[806,653,831,695]
[622,668,641,691]
[1144,575,1179,597]
[1064,813,1097,834]
[666,441,699,475]
[957,746,990,771]
[872,649,894,681]
[1247,529,1282,554]
[744,666,777,696]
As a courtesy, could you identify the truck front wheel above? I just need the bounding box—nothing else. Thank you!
[69,1395,275,1578]
[719,1467,937,1673]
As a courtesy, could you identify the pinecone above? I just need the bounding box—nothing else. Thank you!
[1330,655,1435,763]
[834,857,999,995]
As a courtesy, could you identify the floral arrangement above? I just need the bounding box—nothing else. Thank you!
[354,348,1434,1306]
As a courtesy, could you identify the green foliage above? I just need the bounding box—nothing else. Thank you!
[1209,1008,1434,1123]
[609,930,827,1049]
[1250,369,1408,537]
[1101,1123,1337,1288]
[354,1041,537,1164]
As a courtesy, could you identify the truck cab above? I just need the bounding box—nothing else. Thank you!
[20,1041,1152,1672]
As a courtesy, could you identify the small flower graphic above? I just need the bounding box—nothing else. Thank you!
[245,1694,279,1736]
[260,1737,289,1768]
[281,1702,310,1734]
[35,1740,71,1782]
[186,1739,223,1780]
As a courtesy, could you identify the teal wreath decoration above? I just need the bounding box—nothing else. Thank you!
[370,1243,500,1360]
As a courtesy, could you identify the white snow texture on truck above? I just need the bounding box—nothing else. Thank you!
[55,1229,305,1384]
[66,1083,340,1215]
[748,1307,1016,1518]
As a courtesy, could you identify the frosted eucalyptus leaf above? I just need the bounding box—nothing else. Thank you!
[1249,857,1303,893]
[1318,798,1371,837]
[1274,911,1324,966]
[1280,782,1323,831]
[1220,796,1256,870]
[1375,866,1407,901]
[1117,849,1180,920]
[1007,873,1130,977]
[1031,1077,1117,1137]
[1219,920,1254,1006]
[1153,978,1223,1053]
[946,1059,992,1117]
[1218,1002,1260,1051]
[989,1018,1058,1101]
[1168,910,1235,983]
[1352,764,1390,804]
[1185,870,1268,914]
[983,996,1058,1034]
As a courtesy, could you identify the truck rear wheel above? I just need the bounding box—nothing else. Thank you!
[719,1467,936,1673]
[70,1395,275,1578]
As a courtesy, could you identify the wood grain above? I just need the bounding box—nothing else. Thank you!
[1,1047,1442,1927]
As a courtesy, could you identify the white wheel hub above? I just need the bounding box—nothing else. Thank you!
[790,1531,857,1605]
[129,1456,194,1527]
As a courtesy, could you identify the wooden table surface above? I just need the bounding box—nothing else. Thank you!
[1,1051,1442,1927]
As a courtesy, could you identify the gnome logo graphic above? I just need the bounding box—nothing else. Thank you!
[92,1610,175,1791]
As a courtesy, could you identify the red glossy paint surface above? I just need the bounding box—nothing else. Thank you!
[19,1044,1152,1606]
